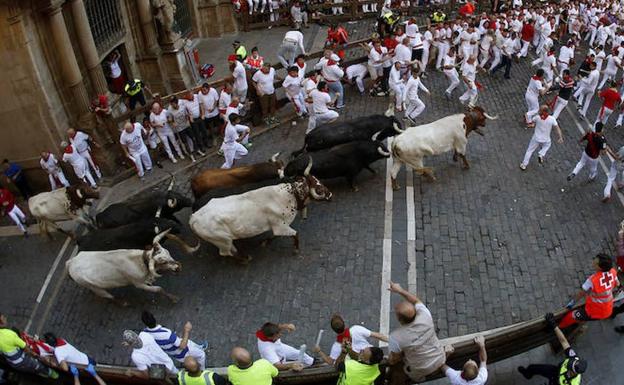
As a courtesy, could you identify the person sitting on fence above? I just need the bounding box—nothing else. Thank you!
[441,335,488,385]
[256,322,314,371]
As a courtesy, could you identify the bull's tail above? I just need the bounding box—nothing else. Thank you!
[290,144,307,159]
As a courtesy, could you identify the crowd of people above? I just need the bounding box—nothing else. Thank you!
[2,0,624,384]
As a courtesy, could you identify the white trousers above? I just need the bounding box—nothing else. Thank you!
[390,83,405,109]
[288,92,308,116]
[598,71,617,90]
[48,171,70,190]
[459,84,477,105]
[557,62,569,76]
[519,40,531,58]
[572,151,599,179]
[436,43,449,69]
[181,341,206,370]
[595,106,614,125]
[420,47,430,72]
[129,149,153,178]
[522,136,551,166]
[157,129,183,159]
[78,150,101,178]
[7,205,26,232]
[479,48,490,68]
[313,110,339,129]
[275,342,314,366]
[444,69,460,94]
[551,97,568,120]
[405,97,425,120]
[525,93,540,122]
[73,162,97,188]
[221,142,248,169]
[617,113,624,127]
[489,47,501,71]
[604,160,624,198]
[575,88,594,116]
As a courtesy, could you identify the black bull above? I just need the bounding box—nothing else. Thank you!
[285,141,390,190]
[96,191,192,229]
[291,114,403,157]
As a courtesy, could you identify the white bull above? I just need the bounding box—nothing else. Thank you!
[28,185,99,237]
[189,161,332,262]
[390,106,497,189]
[66,230,181,303]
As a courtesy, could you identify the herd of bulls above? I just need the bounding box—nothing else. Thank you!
[27,106,496,302]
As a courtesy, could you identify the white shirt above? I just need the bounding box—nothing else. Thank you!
[62,145,87,169]
[110,58,122,78]
[257,339,288,364]
[120,124,148,155]
[346,64,368,79]
[295,62,307,80]
[303,77,318,97]
[150,110,171,132]
[284,30,306,54]
[53,342,89,366]
[329,325,373,360]
[223,122,248,145]
[322,63,344,82]
[531,115,558,142]
[595,50,606,71]
[283,74,303,97]
[198,88,220,118]
[542,54,556,73]
[131,332,177,374]
[252,68,276,95]
[404,76,429,102]
[605,55,621,74]
[443,54,457,71]
[393,44,412,65]
[582,69,600,91]
[389,65,403,86]
[70,131,90,153]
[526,77,545,97]
[445,364,488,385]
[558,45,574,64]
[218,91,232,111]
[310,89,331,114]
[232,61,248,90]
[461,62,476,83]
[40,154,61,174]
[368,46,387,68]
[168,104,189,131]
[185,95,202,119]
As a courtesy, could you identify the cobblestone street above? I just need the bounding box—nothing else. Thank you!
[1,20,623,384]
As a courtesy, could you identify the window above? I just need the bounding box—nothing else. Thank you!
[85,0,125,55]
[172,0,192,37]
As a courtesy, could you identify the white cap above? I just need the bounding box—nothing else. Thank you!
[330,54,341,61]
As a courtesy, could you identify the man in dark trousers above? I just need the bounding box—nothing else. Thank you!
[518,313,587,385]
[567,121,607,184]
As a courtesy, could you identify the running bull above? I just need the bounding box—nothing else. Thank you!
[192,178,285,212]
[77,218,199,253]
[390,106,497,189]
[67,230,181,303]
[285,141,390,191]
[291,114,403,157]
[96,180,191,228]
[190,153,284,198]
[189,160,332,262]
[28,184,100,237]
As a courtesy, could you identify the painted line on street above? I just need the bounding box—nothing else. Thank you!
[564,105,624,207]
[405,167,417,294]
[379,139,393,347]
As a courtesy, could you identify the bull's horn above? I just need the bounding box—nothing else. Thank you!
[303,156,313,176]
[484,113,499,120]
[153,228,172,244]
[167,176,175,191]
[371,131,381,141]
[384,102,395,117]
[467,103,475,110]
[165,233,200,254]
[378,146,391,156]
[393,122,404,133]
[270,152,281,162]
[155,205,163,219]
[167,198,177,208]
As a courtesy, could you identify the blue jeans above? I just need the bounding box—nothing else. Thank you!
[327,81,344,107]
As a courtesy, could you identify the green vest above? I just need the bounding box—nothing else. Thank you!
[559,359,582,385]
[177,370,215,385]
[236,46,247,60]
[338,360,380,385]
[432,12,446,22]
[124,79,142,96]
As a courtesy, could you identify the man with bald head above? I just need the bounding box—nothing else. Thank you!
[441,335,488,385]
[227,347,279,385]
[387,281,447,384]
[177,356,226,385]
[119,120,152,180]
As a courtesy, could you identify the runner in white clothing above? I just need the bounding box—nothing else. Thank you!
[120,122,152,179]
[443,47,461,98]
[123,330,178,379]
[389,61,405,111]
[520,105,564,170]
[220,113,249,169]
[459,56,478,106]
[67,128,101,179]
[61,142,97,188]
[256,322,313,371]
[345,63,368,94]
[403,67,430,125]
[39,151,69,190]
[283,66,307,117]
[308,81,339,133]
[525,69,547,126]
[150,102,184,163]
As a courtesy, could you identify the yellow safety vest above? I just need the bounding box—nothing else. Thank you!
[177,370,216,385]
[432,12,446,23]
[338,360,380,385]
[124,79,143,96]
[236,46,247,60]
[558,359,582,385]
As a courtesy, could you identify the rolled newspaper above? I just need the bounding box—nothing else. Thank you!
[315,329,324,347]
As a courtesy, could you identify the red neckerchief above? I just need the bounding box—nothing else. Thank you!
[69,132,76,139]
[532,75,542,81]
[55,338,67,347]
[374,46,383,54]
[228,101,238,108]
[539,111,550,120]
[547,51,554,56]
[64,145,73,154]
[336,327,351,343]
[42,154,50,161]
[256,330,273,342]
[297,62,305,68]
[327,60,337,66]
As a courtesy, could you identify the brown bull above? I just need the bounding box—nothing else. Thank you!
[191,153,284,198]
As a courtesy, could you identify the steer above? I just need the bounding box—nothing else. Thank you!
[96,179,191,228]
[192,178,285,212]
[77,218,199,253]
[190,153,284,198]
[291,114,403,157]
[285,141,390,191]
[66,230,181,303]
[28,184,100,238]
[390,106,498,189]
[189,160,332,262]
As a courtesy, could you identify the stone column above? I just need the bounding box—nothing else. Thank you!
[45,2,90,112]
[136,0,160,54]
[70,0,108,95]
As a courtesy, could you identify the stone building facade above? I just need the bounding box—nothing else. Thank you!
[0,0,236,190]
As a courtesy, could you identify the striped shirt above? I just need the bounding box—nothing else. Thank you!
[143,325,188,360]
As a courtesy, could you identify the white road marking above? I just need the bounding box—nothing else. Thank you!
[564,105,624,206]
[380,139,394,347]
[406,168,417,293]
